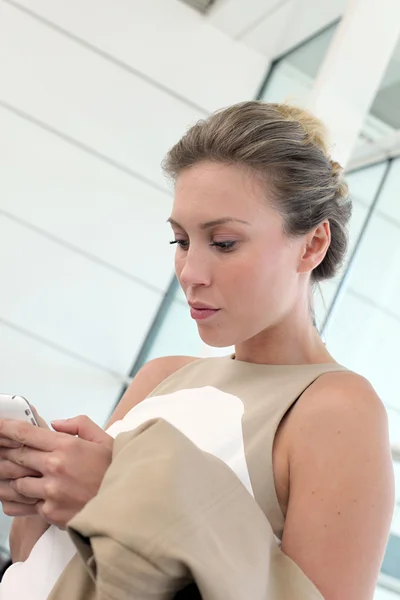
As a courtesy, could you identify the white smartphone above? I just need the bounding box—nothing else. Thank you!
[0,394,39,426]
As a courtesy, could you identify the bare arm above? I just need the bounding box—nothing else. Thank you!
[9,355,198,562]
[281,372,394,600]
[9,516,50,563]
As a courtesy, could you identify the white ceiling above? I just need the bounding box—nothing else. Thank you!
[208,0,347,59]
[180,0,215,13]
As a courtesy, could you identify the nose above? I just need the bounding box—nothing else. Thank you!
[177,248,211,289]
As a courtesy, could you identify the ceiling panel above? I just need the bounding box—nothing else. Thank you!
[0,3,203,190]
[13,0,266,112]
[273,0,346,57]
[0,214,163,375]
[240,1,295,57]
[180,0,216,13]
[224,0,346,59]
[0,106,174,292]
[0,321,123,427]
[209,0,293,39]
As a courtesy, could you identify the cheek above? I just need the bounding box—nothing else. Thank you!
[174,253,187,290]
[174,252,182,274]
[220,256,264,305]
[236,247,293,299]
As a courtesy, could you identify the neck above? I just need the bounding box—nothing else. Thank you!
[234,305,335,366]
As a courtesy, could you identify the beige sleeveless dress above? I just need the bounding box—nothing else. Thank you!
[143,355,348,539]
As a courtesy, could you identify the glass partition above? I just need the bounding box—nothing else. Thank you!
[261,23,338,107]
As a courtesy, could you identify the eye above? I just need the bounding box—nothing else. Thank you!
[210,241,237,252]
[170,239,189,250]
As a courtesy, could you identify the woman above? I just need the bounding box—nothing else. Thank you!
[0,102,394,599]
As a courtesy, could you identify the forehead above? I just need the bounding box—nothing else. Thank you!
[172,161,273,222]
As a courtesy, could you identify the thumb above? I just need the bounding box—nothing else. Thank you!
[51,415,112,446]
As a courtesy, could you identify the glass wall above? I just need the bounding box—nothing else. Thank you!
[314,161,389,330]
[261,23,338,107]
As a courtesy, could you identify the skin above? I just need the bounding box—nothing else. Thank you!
[0,161,394,599]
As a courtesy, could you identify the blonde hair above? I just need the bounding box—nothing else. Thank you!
[163,101,352,282]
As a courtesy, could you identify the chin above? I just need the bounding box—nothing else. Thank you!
[197,325,235,349]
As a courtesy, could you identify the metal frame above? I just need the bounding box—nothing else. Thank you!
[321,159,393,334]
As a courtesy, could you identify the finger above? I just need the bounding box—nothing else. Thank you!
[35,500,66,529]
[0,437,23,449]
[0,419,58,451]
[0,480,38,504]
[10,476,45,500]
[0,446,49,473]
[0,457,39,479]
[52,415,112,446]
[2,501,38,517]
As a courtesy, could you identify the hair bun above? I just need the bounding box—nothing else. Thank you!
[329,159,348,201]
[330,159,343,175]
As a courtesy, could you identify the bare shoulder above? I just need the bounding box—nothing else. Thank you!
[135,355,200,387]
[289,370,388,436]
[107,355,200,427]
[285,370,390,469]
[281,370,394,599]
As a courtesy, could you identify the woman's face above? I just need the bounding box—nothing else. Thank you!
[169,161,308,348]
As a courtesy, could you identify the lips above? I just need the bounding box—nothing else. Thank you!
[188,303,220,321]
[189,303,217,311]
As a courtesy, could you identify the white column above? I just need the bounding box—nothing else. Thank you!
[307,0,400,167]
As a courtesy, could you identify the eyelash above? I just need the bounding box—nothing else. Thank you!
[169,240,237,253]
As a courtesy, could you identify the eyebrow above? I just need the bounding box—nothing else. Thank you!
[167,217,251,230]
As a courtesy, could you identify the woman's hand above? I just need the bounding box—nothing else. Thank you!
[0,416,113,529]
[0,407,46,517]
[0,455,41,517]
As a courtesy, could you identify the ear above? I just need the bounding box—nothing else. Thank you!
[298,221,331,275]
